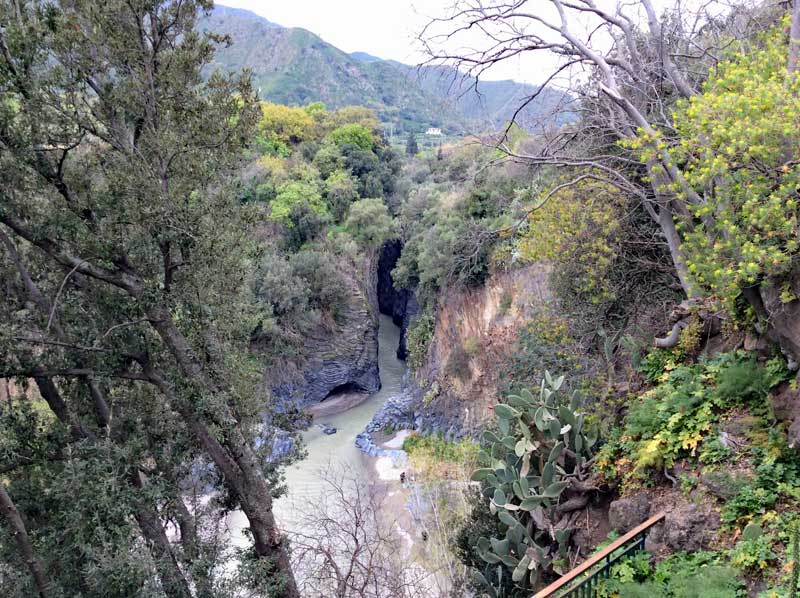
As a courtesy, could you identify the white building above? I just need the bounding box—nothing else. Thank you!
[425,127,442,136]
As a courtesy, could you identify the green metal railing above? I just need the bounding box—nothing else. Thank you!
[533,512,666,598]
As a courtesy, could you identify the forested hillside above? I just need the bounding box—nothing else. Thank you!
[200,5,571,133]
[4,1,800,598]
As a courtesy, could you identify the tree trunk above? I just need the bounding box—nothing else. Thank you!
[658,205,697,298]
[0,484,52,598]
[131,472,194,598]
[143,362,299,597]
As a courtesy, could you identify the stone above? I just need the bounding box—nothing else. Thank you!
[662,503,719,552]
[266,256,381,409]
[377,240,419,360]
[770,382,800,449]
[608,493,651,533]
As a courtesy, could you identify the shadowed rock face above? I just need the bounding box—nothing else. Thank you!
[377,240,418,359]
[269,257,381,409]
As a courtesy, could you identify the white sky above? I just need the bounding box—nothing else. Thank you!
[216,0,544,83]
[216,0,735,86]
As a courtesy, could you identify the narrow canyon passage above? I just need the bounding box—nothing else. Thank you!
[274,313,405,523]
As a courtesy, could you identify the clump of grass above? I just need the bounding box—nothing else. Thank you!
[402,432,480,480]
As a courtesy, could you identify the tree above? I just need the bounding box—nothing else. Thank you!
[421,0,800,362]
[325,169,360,221]
[406,132,419,156]
[0,1,299,595]
[259,102,315,144]
[329,123,374,151]
[419,0,781,299]
[672,19,800,360]
[344,198,395,249]
[287,465,429,597]
[270,181,329,227]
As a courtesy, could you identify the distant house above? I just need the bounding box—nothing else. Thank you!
[425,127,442,136]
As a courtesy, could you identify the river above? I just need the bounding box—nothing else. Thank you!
[275,313,405,514]
[223,314,406,548]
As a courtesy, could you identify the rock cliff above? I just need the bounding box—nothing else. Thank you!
[377,240,419,359]
[414,263,552,434]
[268,255,381,409]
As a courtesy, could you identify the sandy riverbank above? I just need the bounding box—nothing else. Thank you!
[305,390,371,418]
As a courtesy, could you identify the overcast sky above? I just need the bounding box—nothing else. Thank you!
[216,0,543,83]
[215,1,733,85]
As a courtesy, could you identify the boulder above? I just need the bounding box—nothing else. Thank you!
[771,382,800,449]
[660,503,719,552]
[608,493,651,533]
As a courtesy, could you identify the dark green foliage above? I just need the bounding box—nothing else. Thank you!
[405,312,436,371]
[453,488,518,597]
[406,131,419,156]
[284,201,329,251]
[0,1,303,593]
[597,351,789,481]
[288,250,348,319]
[344,197,395,249]
[596,551,744,597]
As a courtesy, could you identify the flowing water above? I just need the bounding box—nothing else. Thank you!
[275,314,405,517]
[224,315,405,546]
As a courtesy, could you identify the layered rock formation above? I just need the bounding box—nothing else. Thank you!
[268,256,380,409]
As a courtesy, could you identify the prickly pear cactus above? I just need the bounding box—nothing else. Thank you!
[470,372,599,596]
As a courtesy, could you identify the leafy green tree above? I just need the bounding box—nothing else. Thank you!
[673,22,800,332]
[312,141,345,178]
[288,250,348,320]
[344,198,395,249]
[269,181,329,226]
[259,102,314,144]
[324,169,360,221]
[328,123,374,151]
[0,1,300,595]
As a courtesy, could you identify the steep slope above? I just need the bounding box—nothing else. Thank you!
[407,64,573,130]
[201,5,455,131]
[201,5,569,132]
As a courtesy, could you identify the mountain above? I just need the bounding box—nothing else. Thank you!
[201,5,569,133]
[350,51,383,63]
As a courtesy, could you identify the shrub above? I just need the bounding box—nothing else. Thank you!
[284,201,329,251]
[402,432,480,479]
[289,250,348,321]
[344,198,395,249]
[597,351,787,482]
[406,312,435,371]
[470,374,599,595]
[670,23,800,310]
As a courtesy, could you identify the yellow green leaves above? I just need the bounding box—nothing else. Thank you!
[671,23,800,310]
[518,178,625,307]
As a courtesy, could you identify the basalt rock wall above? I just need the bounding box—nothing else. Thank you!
[268,254,381,409]
[377,240,419,359]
